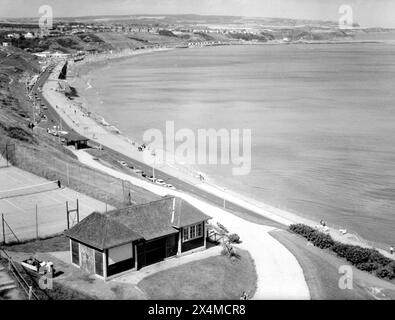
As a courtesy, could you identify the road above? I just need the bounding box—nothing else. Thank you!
[32,61,284,228]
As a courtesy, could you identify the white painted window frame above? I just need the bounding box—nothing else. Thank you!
[183,222,204,242]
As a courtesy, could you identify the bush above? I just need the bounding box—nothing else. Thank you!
[228,234,241,244]
[289,224,334,249]
[332,242,353,258]
[356,262,380,273]
[376,266,395,280]
[388,261,395,272]
[289,224,395,280]
[289,224,316,238]
[369,251,393,266]
[312,232,335,249]
[345,246,372,265]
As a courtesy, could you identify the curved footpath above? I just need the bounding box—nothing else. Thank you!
[73,149,310,299]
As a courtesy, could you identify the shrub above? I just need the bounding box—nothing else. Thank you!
[388,261,395,272]
[332,242,353,258]
[345,246,372,265]
[376,266,395,280]
[228,233,241,244]
[312,233,335,249]
[356,262,380,273]
[289,224,316,237]
[289,224,395,280]
[289,224,334,249]
[369,251,393,266]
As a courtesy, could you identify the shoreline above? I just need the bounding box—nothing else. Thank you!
[43,46,393,259]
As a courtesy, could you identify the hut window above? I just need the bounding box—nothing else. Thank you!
[183,223,204,242]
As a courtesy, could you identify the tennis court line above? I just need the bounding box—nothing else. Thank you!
[1,198,28,214]
[3,167,106,214]
[41,189,101,213]
[0,171,27,190]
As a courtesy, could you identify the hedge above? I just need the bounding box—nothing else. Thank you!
[289,224,395,280]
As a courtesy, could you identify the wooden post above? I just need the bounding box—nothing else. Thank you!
[66,164,70,185]
[76,199,79,223]
[203,221,207,249]
[66,201,69,230]
[1,214,5,244]
[35,205,38,239]
[122,180,126,203]
[5,144,8,167]
[177,230,182,255]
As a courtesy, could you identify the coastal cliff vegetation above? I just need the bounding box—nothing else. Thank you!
[0,47,157,208]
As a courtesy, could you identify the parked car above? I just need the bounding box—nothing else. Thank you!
[148,176,156,182]
[117,160,128,167]
[165,184,176,190]
[133,169,143,174]
[141,172,147,178]
[127,164,135,170]
[155,179,166,186]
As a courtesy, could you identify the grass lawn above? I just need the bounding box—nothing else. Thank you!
[138,249,257,300]
[1,235,69,253]
[270,229,395,300]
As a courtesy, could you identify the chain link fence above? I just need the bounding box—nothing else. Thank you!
[1,202,75,244]
[1,138,142,210]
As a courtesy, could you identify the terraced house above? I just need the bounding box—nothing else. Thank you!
[64,196,211,280]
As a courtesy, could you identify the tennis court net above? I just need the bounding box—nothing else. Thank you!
[0,181,60,200]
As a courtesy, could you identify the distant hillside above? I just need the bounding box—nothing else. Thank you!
[1,33,113,54]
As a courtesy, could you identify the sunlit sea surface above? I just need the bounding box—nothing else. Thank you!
[76,43,395,246]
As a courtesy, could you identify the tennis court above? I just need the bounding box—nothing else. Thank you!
[0,166,112,242]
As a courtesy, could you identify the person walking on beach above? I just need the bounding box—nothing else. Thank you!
[57,180,61,189]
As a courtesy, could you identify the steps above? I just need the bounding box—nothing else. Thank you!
[0,267,17,296]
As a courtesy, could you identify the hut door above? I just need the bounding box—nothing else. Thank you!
[80,245,95,274]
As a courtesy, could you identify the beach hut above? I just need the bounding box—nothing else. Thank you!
[62,132,89,150]
[64,196,211,280]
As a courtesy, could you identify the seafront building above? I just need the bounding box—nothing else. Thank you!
[65,196,211,280]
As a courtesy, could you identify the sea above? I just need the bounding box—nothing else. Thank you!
[73,43,395,246]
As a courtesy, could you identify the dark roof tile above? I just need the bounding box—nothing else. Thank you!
[65,197,211,249]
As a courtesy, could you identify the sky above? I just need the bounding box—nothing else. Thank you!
[0,0,394,28]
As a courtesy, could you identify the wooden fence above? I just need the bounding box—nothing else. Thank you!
[0,249,39,300]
